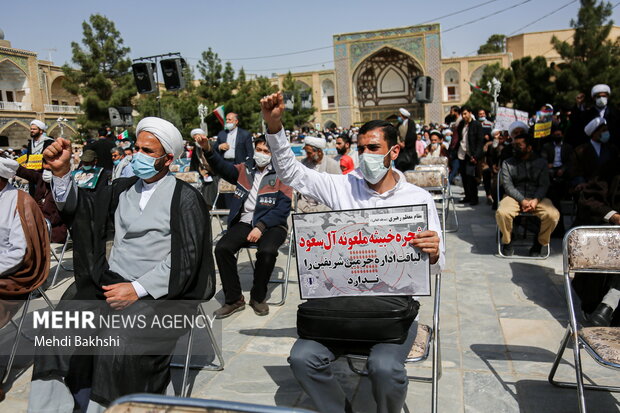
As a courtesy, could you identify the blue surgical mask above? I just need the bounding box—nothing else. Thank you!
[600,131,611,143]
[82,165,94,171]
[359,146,395,184]
[131,152,166,179]
[113,159,121,166]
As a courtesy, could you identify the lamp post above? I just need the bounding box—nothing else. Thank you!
[56,117,68,137]
[487,77,501,116]
[197,103,208,134]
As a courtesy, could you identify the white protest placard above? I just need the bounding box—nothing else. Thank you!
[494,107,529,132]
[292,205,430,299]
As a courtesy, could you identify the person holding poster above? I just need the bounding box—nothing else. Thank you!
[261,92,444,413]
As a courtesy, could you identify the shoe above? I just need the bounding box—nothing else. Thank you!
[0,387,4,402]
[249,299,269,316]
[502,243,514,256]
[459,198,472,204]
[529,241,543,257]
[214,297,246,319]
[589,303,614,327]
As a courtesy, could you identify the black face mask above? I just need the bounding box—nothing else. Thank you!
[513,145,525,158]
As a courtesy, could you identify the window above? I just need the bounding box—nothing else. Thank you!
[61,101,68,106]
[6,91,14,102]
[0,90,3,101]
[52,100,59,105]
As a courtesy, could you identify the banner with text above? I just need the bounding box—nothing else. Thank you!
[293,205,430,299]
[494,107,529,132]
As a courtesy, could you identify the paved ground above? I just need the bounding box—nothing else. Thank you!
[2,187,620,413]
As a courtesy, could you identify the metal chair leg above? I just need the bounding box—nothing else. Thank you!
[2,293,32,384]
[180,323,195,398]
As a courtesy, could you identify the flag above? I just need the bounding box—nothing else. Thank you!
[213,105,225,126]
[466,81,490,95]
[117,130,129,140]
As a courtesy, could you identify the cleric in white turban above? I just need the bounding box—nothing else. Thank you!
[300,135,341,179]
[27,119,54,159]
[508,121,529,138]
[29,117,216,413]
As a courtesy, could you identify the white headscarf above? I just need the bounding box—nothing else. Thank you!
[508,121,529,136]
[591,84,611,97]
[30,119,47,131]
[136,117,184,160]
[0,157,19,179]
[190,128,206,137]
[303,136,326,150]
[584,117,606,137]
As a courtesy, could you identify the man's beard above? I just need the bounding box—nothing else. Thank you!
[30,132,41,139]
[336,147,347,156]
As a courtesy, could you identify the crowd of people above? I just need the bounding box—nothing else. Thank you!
[0,83,618,412]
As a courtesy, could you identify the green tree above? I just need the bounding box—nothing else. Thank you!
[464,57,556,116]
[63,14,135,132]
[552,0,620,107]
[281,72,315,130]
[226,69,277,132]
[477,34,506,55]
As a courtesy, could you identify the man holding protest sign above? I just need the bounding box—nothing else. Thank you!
[261,92,444,413]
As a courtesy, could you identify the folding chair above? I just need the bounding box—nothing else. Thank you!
[495,164,550,259]
[548,226,620,413]
[2,288,55,385]
[210,179,238,243]
[240,225,295,306]
[345,271,442,413]
[170,303,225,398]
[44,219,73,287]
[108,393,315,412]
[415,164,459,233]
[404,170,449,242]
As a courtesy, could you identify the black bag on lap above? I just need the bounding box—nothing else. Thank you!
[297,296,419,345]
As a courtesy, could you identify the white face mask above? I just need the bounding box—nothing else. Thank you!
[596,96,608,108]
[359,146,395,185]
[253,151,272,167]
[225,122,236,131]
[42,169,53,183]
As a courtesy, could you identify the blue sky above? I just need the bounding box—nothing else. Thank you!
[3,0,620,76]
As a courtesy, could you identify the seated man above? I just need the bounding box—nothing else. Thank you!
[261,92,444,413]
[16,158,68,243]
[572,151,620,326]
[195,135,292,318]
[496,134,560,257]
[28,117,216,413]
[0,157,49,402]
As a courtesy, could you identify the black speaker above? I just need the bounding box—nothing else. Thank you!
[414,76,434,104]
[160,58,187,91]
[132,62,157,94]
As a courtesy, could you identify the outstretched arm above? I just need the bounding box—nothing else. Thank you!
[260,92,344,209]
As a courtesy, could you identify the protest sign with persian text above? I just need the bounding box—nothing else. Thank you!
[292,205,430,299]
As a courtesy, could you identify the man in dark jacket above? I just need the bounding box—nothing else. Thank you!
[456,106,484,205]
[215,112,254,164]
[197,134,293,318]
[496,134,560,256]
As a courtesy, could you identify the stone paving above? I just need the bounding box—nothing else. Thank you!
[2,188,620,412]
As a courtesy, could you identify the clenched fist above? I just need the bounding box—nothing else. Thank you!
[260,92,285,134]
[43,138,72,177]
[195,134,212,152]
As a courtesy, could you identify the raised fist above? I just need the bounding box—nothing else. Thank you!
[260,92,284,134]
[43,137,72,176]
